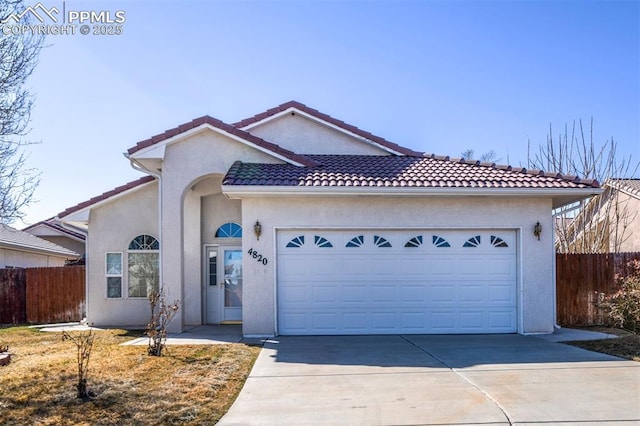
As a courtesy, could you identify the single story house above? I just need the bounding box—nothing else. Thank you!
[58,101,601,336]
[0,224,79,268]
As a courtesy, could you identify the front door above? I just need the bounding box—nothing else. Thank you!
[205,246,243,324]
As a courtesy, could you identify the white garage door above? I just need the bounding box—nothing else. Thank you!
[277,230,517,335]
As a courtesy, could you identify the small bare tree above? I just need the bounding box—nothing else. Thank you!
[528,118,638,253]
[0,0,44,224]
[62,329,95,399]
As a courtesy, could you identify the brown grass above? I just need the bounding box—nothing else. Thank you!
[567,327,640,362]
[0,326,260,425]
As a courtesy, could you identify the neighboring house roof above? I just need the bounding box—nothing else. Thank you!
[223,154,600,189]
[127,114,320,167]
[0,224,79,258]
[58,175,156,219]
[23,218,86,241]
[233,100,423,156]
[606,178,640,198]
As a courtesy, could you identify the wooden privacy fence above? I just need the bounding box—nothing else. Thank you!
[556,252,640,327]
[0,266,85,324]
[0,268,27,324]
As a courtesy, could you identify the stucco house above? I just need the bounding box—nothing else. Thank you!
[0,224,79,268]
[57,101,601,336]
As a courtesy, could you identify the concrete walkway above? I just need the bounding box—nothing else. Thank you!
[35,323,246,345]
[218,333,640,425]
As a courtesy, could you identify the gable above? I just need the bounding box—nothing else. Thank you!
[243,110,392,156]
[162,128,286,176]
[127,115,319,168]
[234,100,421,156]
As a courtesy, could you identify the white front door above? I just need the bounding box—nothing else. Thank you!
[205,246,243,324]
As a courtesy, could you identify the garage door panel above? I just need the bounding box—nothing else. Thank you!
[371,285,396,303]
[429,284,456,303]
[431,312,455,330]
[277,229,517,335]
[488,284,517,303]
[279,285,307,304]
[311,285,339,303]
[371,312,396,330]
[460,311,484,329]
[343,313,368,331]
[401,312,427,329]
[399,285,426,303]
[488,311,516,329]
[458,284,485,302]
[342,285,367,303]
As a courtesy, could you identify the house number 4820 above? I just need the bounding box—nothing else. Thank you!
[248,248,268,265]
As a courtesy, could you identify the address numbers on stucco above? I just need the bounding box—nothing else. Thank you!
[248,248,268,265]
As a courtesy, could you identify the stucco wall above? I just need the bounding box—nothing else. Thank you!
[615,193,640,252]
[159,129,285,330]
[240,196,555,336]
[85,181,159,326]
[246,113,390,155]
[0,249,68,268]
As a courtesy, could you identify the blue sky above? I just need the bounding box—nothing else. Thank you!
[15,0,640,226]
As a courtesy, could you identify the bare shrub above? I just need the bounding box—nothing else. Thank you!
[596,260,640,332]
[146,287,180,356]
[62,329,95,399]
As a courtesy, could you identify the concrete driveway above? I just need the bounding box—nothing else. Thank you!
[218,333,640,425]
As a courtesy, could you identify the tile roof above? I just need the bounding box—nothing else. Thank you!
[127,115,320,167]
[223,155,600,189]
[233,100,423,156]
[0,224,79,257]
[607,178,640,198]
[58,175,156,218]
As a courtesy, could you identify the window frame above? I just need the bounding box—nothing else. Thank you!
[105,251,123,299]
[126,234,160,299]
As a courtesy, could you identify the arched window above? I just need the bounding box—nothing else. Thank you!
[127,234,159,298]
[215,222,242,238]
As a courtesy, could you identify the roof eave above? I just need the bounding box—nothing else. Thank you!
[222,185,602,206]
[129,122,313,167]
[58,179,157,223]
[0,241,79,258]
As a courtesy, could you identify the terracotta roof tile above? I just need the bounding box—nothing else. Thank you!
[127,115,319,168]
[223,155,601,190]
[233,100,423,156]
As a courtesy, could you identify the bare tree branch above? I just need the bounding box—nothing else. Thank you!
[528,119,639,253]
[0,0,44,224]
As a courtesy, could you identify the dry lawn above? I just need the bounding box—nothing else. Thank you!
[567,327,640,362]
[0,326,261,425]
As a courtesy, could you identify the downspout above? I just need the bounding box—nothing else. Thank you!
[551,213,560,329]
[124,154,163,292]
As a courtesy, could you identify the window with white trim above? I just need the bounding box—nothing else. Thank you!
[106,252,123,298]
[127,235,160,298]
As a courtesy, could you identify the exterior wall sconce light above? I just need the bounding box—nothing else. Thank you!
[254,220,262,241]
[533,221,542,241]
